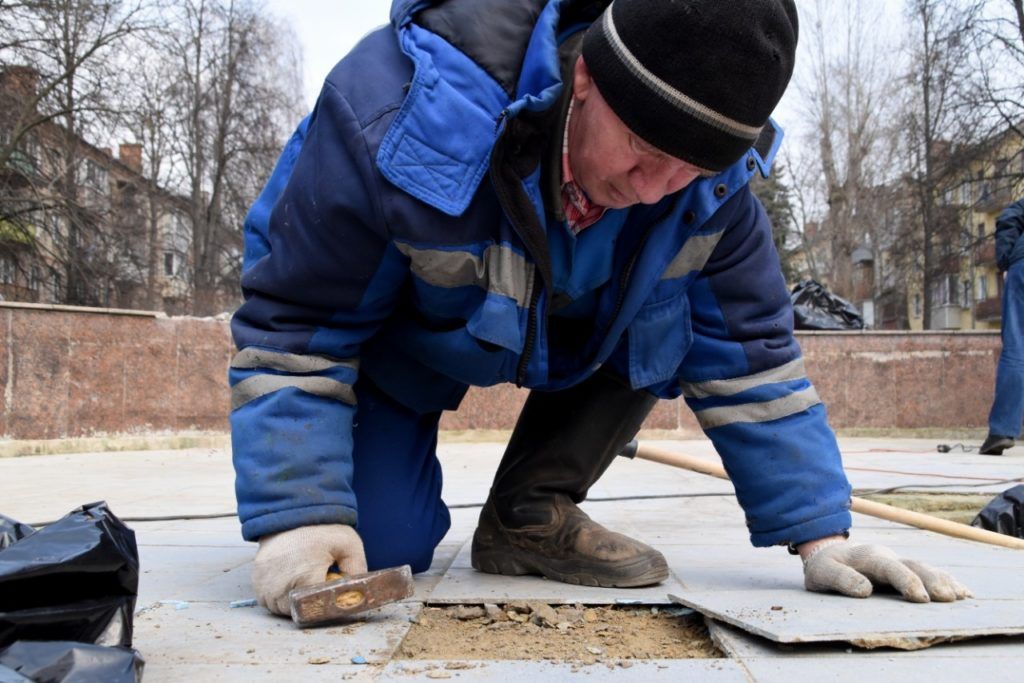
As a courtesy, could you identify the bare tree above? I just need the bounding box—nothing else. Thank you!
[161,0,303,314]
[899,0,986,329]
[791,0,902,300]
[969,0,1024,140]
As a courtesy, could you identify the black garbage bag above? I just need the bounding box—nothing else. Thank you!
[791,279,865,330]
[0,502,139,649]
[971,484,1024,538]
[0,642,143,683]
[0,517,35,552]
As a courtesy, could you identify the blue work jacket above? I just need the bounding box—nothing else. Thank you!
[230,0,852,548]
[996,199,1024,271]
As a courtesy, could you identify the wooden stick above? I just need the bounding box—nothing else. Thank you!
[630,442,1024,551]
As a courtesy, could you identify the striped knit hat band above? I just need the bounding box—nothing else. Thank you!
[581,0,798,173]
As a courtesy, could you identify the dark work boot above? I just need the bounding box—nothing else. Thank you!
[979,434,1014,456]
[471,371,669,587]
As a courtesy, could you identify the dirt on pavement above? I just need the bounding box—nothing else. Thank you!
[397,602,721,664]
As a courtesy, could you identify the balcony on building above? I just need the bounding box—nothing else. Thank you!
[975,296,1002,322]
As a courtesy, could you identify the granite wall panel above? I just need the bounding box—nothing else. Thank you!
[0,305,1005,440]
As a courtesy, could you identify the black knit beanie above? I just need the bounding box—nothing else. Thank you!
[581,0,798,173]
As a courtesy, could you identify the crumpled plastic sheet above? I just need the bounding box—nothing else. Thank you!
[0,502,144,682]
[972,484,1024,538]
[791,279,865,330]
[0,641,143,683]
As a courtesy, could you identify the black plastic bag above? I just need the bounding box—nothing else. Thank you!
[0,517,35,552]
[791,279,865,330]
[0,503,139,649]
[0,642,143,683]
[971,484,1024,538]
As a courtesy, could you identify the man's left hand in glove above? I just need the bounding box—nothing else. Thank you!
[799,535,973,602]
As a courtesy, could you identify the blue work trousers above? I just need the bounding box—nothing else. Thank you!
[989,261,1024,438]
[351,376,452,572]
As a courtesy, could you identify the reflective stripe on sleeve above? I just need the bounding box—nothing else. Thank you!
[231,375,356,411]
[681,358,807,399]
[231,348,358,374]
[693,386,821,430]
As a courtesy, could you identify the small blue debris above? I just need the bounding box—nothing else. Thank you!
[351,656,367,665]
[663,606,696,617]
[614,599,643,605]
[159,600,189,611]
[230,599,258,608]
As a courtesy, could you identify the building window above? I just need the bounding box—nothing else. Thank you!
[962,279,971,306]
[51,273,62,300]
[80,159,108,191]
[913,294,922,318]
[978,275,988,301]
[0,256,13,284]
[164,251,175,277]
[28,265,39,291]
[977,222,985,239]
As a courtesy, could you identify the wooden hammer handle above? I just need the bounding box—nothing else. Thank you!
[628,442,1024,551]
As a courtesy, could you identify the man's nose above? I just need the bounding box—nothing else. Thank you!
[630,160,699,204]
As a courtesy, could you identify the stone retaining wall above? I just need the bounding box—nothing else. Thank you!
[0,303,1002,440]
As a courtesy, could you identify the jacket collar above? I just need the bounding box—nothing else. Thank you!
[378,0,569,217]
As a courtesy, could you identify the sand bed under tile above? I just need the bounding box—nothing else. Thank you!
[395,604,722,664]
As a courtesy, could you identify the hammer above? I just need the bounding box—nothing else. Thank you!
[288,564,415,627]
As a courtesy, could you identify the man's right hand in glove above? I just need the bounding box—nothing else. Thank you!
[252,524,368,616]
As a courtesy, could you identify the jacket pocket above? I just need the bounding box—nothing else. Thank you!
[627,293,693,388]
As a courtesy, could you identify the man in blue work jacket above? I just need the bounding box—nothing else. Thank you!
[231,0,971,617]
[980,198,1024,455]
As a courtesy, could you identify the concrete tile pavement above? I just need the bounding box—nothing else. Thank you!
[2,438,1023,680]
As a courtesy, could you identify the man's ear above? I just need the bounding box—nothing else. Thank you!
[572,55,593,102]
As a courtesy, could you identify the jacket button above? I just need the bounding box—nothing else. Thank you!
[683,210,696,224]
[714,183,728,198]
[747,156,756,171]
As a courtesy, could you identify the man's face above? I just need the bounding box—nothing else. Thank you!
[567,57,703,209]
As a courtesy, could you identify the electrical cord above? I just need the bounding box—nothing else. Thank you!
[28,480,1022,527]
[26,492,739,527]
[936,443,978,453]
[857,476,1024,496]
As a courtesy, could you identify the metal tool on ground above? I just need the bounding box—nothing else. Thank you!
[288,564,414,627]
[619,441,1024,550]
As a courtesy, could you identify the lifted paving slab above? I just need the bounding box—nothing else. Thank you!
[4,438,1024,681]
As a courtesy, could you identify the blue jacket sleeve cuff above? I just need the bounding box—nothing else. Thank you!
[749,510,852,548]
[240,504,359,542]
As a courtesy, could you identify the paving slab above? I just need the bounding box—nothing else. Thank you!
[706,618,1024,660]
[671,590,1024,649]
[133,600,417,671]
[137,664,378,683]
[378,659,748,681]
[738,655,1024,682]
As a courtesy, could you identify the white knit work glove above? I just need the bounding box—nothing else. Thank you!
[802,540,972,603]
[252,524,368,616]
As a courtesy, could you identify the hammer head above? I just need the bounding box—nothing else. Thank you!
[288,564,414,627]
